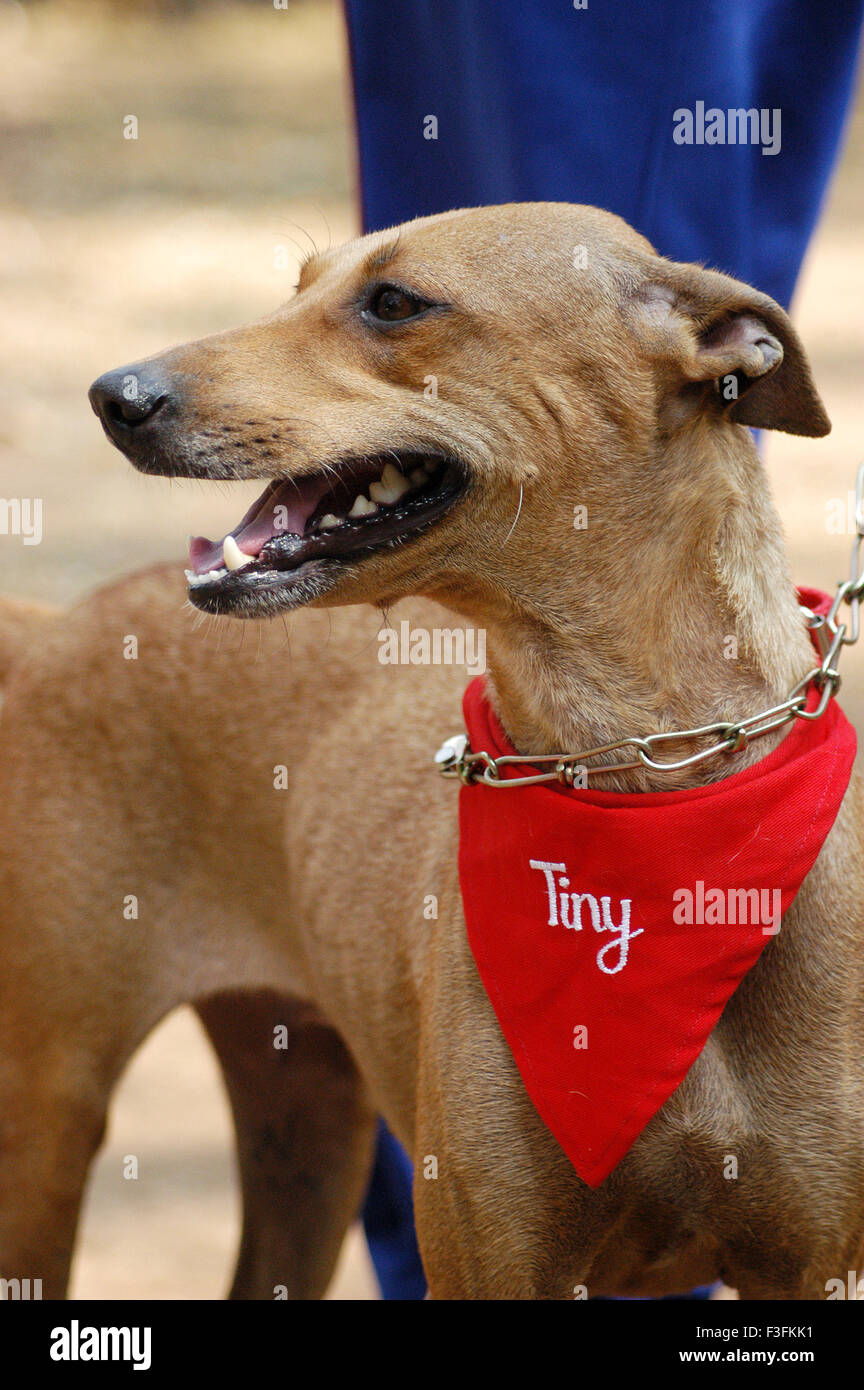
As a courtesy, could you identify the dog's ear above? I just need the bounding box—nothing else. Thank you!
[624,260,830,437]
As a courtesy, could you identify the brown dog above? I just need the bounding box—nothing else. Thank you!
[2,202,863,1300]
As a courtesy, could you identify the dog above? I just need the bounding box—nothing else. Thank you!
[1,202,863,1300]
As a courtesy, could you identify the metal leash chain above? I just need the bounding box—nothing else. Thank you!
[435,463,864,789]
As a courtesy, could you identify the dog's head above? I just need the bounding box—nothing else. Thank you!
[89,202,829,620]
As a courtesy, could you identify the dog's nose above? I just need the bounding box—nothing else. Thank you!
[88,364,172,438]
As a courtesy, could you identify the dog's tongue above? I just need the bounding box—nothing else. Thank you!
[188,475,332,574]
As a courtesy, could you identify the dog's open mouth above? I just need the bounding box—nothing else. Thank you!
[184,452,467,613]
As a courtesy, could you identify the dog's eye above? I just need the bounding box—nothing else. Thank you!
[366,285,429,324]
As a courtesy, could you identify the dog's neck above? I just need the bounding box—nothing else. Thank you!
[437,422,816,792]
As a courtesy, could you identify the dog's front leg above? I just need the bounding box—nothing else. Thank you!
[411,941,599,1300]
[413,1081,595,1299]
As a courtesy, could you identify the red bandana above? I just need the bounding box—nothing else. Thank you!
[457,591,856,1186]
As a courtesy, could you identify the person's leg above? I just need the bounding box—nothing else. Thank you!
[361,1121,426,1300]
[346,0,864,1299]
[344,0,864,307]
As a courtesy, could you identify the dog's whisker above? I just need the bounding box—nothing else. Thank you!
[502,483,524,545]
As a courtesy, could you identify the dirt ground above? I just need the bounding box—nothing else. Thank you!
[1,0,862,1299]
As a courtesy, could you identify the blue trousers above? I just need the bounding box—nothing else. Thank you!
[347,0,864,1297]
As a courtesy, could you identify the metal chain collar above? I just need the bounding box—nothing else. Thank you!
[435,463,864,789]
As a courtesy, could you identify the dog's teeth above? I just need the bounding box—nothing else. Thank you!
[370,465,411,505]
[349,494,378,518]
[186,567,225,588]
[381,462,406,488]
[223,535,255,571]
[318,513,343,530]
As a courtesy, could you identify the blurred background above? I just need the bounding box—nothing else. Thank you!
[0,0,861,1299]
